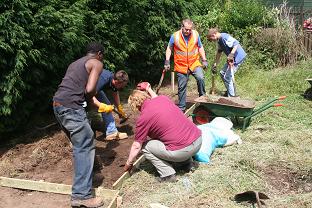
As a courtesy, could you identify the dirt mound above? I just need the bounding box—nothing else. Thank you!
[0,131,72,184]
[195,95,255,108]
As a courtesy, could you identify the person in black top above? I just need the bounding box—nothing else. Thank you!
[53,42,109,208]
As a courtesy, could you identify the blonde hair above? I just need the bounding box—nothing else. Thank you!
[207,28,219,40]
[128,90,151,112]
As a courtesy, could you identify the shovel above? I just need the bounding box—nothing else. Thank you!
[209,70,217,95]
[155,69,166,94]
[113,108,130,124]
[233,190,270,208]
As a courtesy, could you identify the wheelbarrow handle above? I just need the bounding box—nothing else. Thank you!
[274,103,283,107]
[242,97,286,132]
[254,96,286,112]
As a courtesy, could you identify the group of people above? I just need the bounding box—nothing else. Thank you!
[52,18,246,207]
[164,19,246,111]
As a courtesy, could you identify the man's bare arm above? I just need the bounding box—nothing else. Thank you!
[112,91,120,106]
[85,59,103,99]
[165,46,172,61]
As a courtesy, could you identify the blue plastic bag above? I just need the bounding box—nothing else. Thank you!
[193,123,228,163]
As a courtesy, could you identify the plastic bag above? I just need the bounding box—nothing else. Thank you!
[194,117,240,163]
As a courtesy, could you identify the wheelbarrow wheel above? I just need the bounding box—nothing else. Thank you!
[192,105,215,125]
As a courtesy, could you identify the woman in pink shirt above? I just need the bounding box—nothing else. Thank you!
[124,82,202,182]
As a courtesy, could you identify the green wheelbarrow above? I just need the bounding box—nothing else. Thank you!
[186,95,286,132]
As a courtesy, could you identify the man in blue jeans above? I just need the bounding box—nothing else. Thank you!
[164,19,208,112]
[53,42,112,208]
[92,69,129,140]
[207,28,247,97]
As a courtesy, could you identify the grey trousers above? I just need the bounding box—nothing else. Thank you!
[142,136,202,177]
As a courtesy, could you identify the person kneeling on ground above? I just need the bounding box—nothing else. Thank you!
[124,82,202,182]
[91,69,129,140]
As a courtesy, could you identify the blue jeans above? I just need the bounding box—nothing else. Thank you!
[96,91,117,135]
[53,105,95,200]
[220,62,243,97]
[177,66,206,111]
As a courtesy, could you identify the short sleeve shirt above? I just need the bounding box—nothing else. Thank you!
[168,32,203,48]
[134,96,201,151]
[96,69,117,93]
[218,33,247,65]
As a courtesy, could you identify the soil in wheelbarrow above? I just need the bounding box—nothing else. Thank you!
[195,95,256,108]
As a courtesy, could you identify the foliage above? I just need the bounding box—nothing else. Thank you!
[248,3,309,69]
[192,0,275,68]
[193,0,309,71]
[193,0,272,38]
[0,0,90,132]
[0,0,310,135]
[0,0,197,134]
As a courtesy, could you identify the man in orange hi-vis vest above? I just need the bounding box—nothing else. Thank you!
[164,19,208,112]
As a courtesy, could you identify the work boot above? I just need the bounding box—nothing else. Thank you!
[105,132,128,141]
[71,197,104,208]
[183,161,200,173]
[176,161,199,173]
[156,174,177,183]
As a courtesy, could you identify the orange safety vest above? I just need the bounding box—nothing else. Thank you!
[173,30,202,74]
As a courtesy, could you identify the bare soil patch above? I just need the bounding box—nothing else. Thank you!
[262,164,312,194]
[0,103,137,207]
[0,87,199,207]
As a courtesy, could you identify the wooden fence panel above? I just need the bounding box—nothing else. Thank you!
[304,31,312,54]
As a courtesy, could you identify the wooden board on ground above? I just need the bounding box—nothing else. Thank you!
[112,155,146,189]
[0,177,119,208]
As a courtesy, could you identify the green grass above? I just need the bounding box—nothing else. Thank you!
[120,59,312,208]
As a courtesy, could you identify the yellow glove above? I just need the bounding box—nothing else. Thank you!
[98,103,114,113]
[117,104,126,118]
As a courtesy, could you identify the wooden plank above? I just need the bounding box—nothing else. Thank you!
[107,191,120,208]
[0,177,117,199]
[171,71,175,92]
[184,102,200,117]
[308,32,312,54]
[0,177,72,195]
[303,31,312,54]
[112,155,145,189]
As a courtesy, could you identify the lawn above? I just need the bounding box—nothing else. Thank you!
[119,59,312,208]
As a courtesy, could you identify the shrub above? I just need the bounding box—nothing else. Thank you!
[0,0,199,135]
[249,3,309,69]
